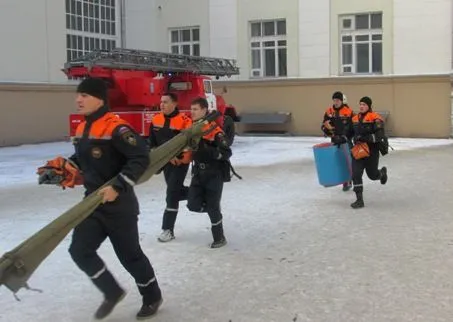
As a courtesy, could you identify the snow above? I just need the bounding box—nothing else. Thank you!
[1,136,452,188]
[1,135,453,322]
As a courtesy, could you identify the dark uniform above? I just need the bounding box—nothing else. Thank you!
[149,108,192,241]
[321,91,355,191]
[350,96,388,209]
[187,122,232,248]
[68,103,162,319]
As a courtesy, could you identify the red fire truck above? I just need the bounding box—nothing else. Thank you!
[62,48,240,144]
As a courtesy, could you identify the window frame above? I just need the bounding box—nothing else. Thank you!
[203,80,212,94]
[65,0,119,62]
[249,19,287,79]
[168,26,201,56]
[339,12,383,75]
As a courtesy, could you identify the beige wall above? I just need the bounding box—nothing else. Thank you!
[0,84,76,147]
[214,75,452,138]
[330,0,394,75]
[0,75,451,147]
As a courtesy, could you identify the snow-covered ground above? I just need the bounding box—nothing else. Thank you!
[1,136,452,188]
[1,135,453,322]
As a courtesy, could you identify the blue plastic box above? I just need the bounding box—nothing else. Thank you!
[312,142,352,187]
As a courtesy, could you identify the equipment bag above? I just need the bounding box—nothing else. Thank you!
[351,142,370,160]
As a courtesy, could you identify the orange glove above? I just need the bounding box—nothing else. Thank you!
[37,156,83,189]
[170,151,192,166]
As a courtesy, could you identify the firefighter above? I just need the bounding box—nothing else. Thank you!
[37,78,163,319]
[186,97,232,248]
[149,92,192,242]
[350,96,388,209]
[321,91,355,191]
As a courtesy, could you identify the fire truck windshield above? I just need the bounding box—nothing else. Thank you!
[168,82,192,91]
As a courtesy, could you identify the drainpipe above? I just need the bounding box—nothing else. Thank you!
[450,86,453,138]
[450,2,453,138]
[120,0,126,48]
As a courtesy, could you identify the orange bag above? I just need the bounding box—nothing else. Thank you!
[37,156,83,189]
[351,142,370,160]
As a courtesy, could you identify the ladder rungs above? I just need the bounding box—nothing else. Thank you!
[64,48,240,76]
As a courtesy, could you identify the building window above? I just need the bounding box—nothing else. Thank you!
[65,0,119,61]
[340,13,383,74]
[66,35,116,61]
[169,27,200,56]
[249,19,287,78]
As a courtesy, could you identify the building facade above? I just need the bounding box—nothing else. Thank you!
[0,0,451,83]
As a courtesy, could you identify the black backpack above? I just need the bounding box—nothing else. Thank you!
[377,136,392,156]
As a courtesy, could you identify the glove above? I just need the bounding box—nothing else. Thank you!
[37,156,83,189]
[38,169,65,185]
[332,135,347,147]
[321,121,334,137]
[170,151,192,166]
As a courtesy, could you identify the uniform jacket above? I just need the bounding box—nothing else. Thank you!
[351,111,385,147]
[148,108,192,147]
[321,104,355,139]
[192,122,232,166]
[148,108,193,164]
[70,106,150,214]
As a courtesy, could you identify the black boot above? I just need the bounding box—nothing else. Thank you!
[342,181,352,191]
[211,238,227,248]
[136,298,163,320]
[210,222,227,248]
[94,288,126,320]
[91,269,126,320]
[350,191,364,209]
[380,167,388,185]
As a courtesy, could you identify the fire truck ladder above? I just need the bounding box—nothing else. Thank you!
[63,48,240,77]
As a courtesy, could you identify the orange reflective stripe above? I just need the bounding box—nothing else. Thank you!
[74,113,130,139]
[352,112,383,124]
[170,114,191,130]
[325,107,334,116]
[369,112,383,122]
[75,122,85,137]
[202,122,224,141]
[152,112,192,130]
[339,107,353,117]
[151,113,165,127]
[325,106,353,118]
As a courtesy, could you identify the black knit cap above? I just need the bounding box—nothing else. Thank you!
[359,96,372,109]
[76,77,107,102]
[332,91,343,101]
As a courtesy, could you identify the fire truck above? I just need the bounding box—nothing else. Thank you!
[62,48,240,144]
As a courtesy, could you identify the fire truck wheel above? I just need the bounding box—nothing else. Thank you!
[223,115,235,146]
